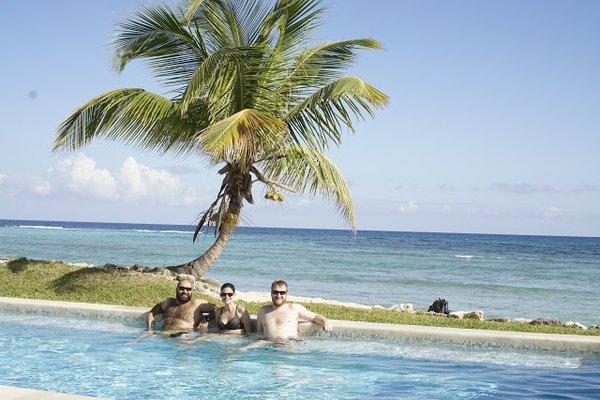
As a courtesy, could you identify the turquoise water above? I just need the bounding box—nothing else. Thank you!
[1,219,599,324]
[0,314,598,399]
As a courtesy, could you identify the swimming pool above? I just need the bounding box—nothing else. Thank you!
[0,313,598,399]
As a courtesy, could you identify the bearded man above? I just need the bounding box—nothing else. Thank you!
[145,276,215,333]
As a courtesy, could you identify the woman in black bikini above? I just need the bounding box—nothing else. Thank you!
[215,283,252,334]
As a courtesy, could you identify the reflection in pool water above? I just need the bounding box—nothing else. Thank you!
[0,314,598,399]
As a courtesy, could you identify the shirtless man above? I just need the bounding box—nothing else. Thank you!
[256,280,332,340]
[145,276,215,333]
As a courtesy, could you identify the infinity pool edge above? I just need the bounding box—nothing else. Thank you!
[1,296,599,350]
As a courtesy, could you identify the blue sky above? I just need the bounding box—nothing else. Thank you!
[1,0,599,236]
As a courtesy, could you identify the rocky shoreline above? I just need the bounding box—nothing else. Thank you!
[2,258,598,331]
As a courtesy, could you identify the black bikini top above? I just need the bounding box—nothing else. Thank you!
[217,305,242,331]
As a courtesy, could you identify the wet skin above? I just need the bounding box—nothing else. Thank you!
[146,281,215,332]
[256,284,332,340]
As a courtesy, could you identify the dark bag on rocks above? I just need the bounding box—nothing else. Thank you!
[428,298,449,314]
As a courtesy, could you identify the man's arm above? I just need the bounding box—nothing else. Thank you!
[238,305,252,334]
[256,309,264,335]
[146,300,168,331]
[297,304,332,331]
[193,302,216,332]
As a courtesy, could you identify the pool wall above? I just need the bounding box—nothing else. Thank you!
[1,296,599,351]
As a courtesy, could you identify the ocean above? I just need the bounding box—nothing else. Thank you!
[1,219,599,325]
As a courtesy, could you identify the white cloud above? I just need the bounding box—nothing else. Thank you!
[53,154,118,200]
[118,156,199,205]
[39,154,203,206]
[491,182,557,194]
[31,179,52,195]
[0,173,6,185]
[397,199,419,213]
[537,206,563,219]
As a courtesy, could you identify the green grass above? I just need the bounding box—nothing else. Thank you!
[1,258,598,336]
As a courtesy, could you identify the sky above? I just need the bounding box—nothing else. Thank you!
[0,0,599,236]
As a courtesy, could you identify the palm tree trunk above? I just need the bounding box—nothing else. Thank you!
[167,210,239,278]
[167,171,244,278]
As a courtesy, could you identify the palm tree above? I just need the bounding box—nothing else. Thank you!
[54,0,388,279]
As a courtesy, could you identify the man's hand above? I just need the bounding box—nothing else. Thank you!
[146,312,155,332]
[322,320,333,332]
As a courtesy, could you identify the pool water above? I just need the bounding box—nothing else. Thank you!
[0,314,599,399]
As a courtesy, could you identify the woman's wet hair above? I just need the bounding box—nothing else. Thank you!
[220,282,235,293]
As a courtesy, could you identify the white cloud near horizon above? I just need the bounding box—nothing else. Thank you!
[536,206,565,220]
[397,199,419,213]
[492,182,557,194]
[36,154,203,206]
[53,154,118,200]
[31,179,52,195]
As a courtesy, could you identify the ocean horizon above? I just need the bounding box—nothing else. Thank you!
[2,218,599,239]
[1,218,599,325]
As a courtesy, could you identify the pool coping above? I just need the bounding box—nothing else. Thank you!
[1,296,599,350]
[0,385,101,399]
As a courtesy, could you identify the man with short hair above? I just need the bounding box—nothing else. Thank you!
[146,276,215,332]
[256,280,332,340]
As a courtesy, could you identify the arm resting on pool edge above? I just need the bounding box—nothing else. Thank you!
[297,305,332,331]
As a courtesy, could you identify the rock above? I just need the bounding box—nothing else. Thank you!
[391,303,414,313]
[132,264,146,272]
[199,277,221,292]
[564,321,587,330]
[530,317,562,326]
[464,310,484,320]
[400,303,414,312]
[148,267,175,278]
[589,324,600,330]
[372,305,385,310]
[512,318,533,324]
[448,310,483,320]
[427,311,447,317]
[489,317,510,323]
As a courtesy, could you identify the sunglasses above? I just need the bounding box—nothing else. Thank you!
[220,292,234,297]
[271,290,287,296]
[178,287,192,291]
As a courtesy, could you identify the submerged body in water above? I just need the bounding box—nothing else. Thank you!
[1,312,599,400]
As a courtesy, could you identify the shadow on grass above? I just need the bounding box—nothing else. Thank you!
[7,257,34,272]
[51,268,107,294]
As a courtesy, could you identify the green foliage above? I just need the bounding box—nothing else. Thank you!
[54,0,388,231]
[1,259,597,336]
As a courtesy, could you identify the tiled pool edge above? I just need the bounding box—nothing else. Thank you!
[0,385,101,399]
[2,296,599,350]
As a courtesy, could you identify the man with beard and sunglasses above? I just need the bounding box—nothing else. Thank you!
[256,280,332,340]
[145,276,215,333]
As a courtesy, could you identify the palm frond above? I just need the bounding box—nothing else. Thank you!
[286,76,389,148]
[262,145,356,230]
[285,38,382,91]
[54,89,205,156]
[199,109,288,165]
[180,46,266,115]
[261,0,324,55]
[112,5,205,88]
